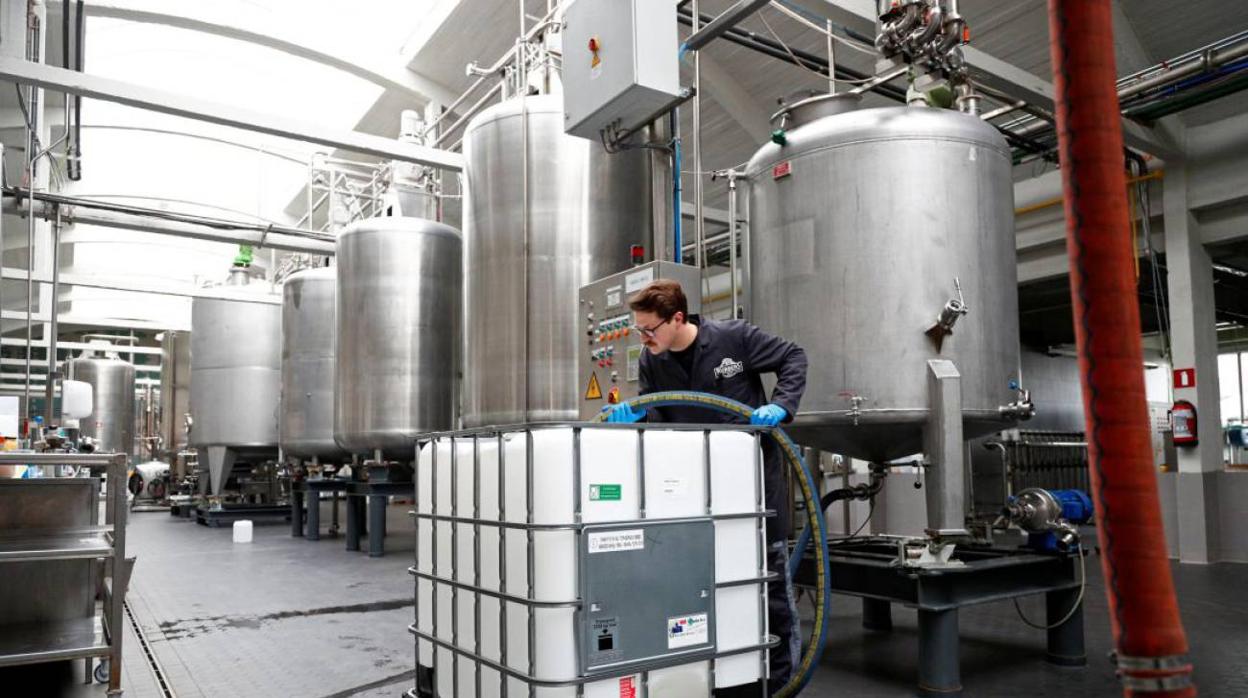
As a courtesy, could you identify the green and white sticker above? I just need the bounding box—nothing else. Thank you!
[589,483,622,501]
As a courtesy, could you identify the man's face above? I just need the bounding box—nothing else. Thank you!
[632,310,681,354]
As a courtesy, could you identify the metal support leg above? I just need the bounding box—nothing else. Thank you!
[1045,586,1087,666]
[346,494,361,551]
[862,597,893,632]
[924,360,969,537]
[291,487,304,537]
[368,494,387,558]
[307,490,321,541]
[330,489,340,536]
[917,608,962,697]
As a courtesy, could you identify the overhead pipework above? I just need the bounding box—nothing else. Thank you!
[874,0,976,111]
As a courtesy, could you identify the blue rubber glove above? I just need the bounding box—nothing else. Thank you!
[604,402,646,424]
[750,403,787,427]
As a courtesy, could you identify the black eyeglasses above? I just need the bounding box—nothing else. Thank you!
[631,318,670,338]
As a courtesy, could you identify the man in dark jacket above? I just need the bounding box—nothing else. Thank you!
[604,279,808,695]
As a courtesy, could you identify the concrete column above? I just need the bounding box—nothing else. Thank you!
[1163,164,1222,564]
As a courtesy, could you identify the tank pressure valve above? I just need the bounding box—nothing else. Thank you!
[925,277,968,351]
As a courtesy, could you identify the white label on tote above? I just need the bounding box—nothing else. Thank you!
[588,529,645,554]
[666,613,709,648]
[624,268,654,293]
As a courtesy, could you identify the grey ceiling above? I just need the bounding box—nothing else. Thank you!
[403,0,1246,210]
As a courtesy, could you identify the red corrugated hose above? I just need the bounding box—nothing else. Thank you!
[1047,1,1194,695]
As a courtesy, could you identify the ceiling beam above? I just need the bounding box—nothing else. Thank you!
[0,267,282,305]
[697,53,773,143]
[0,57,464,171]
[0,309,183,332]
[52,0,458,107]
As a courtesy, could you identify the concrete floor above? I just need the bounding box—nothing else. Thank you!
[6,499,1246,697]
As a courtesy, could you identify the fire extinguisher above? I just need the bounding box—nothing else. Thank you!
[1171,399,1198,446]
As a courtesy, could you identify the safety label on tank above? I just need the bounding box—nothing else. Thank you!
[618,676,636,698]
[589,483,621,501]
[666,612,709,649]
[588,528,643,553]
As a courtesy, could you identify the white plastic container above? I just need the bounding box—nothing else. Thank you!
[232,519,253,544]
[413,425,768,698]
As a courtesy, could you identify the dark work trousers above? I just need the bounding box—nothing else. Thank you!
[713,541,801,697]
[767,540,802,693]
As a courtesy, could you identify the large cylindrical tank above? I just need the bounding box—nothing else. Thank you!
[461,94,659,426]
[188,275,282,458]
[66,351,135,458]
[334,217,461,458]
[280,267,343,460]
[746,96,1021,462]
[158,330,191,473]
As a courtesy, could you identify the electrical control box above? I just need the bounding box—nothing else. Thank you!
[578,261,702,419]
[562,0,681,140]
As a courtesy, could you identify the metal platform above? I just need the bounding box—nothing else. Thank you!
[194,504,291,528]
[794,538,1085,697]
[289,479,348,541]
[344,481,411,558]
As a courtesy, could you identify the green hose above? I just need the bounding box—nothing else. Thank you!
[593,391,831,697]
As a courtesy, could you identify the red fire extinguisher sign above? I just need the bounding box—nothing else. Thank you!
[1171,399,1198,446]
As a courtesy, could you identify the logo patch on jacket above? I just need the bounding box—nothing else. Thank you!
[713,357,744,379]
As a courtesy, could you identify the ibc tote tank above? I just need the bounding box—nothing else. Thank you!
[460,94,661,427]
[333,217,461,459]
[746,95,1022,462]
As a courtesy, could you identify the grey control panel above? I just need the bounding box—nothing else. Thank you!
[577,261,702,420]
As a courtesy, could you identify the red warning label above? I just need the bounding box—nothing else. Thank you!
[619,676,636,698]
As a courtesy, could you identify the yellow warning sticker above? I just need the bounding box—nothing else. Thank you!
[585,372,603,400]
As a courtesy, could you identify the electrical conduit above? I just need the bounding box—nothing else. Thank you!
[592,391,830,698]
[1047,2,1194,695]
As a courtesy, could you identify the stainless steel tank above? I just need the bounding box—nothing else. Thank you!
[462,94,659,426]
[158,330,191,475]
[746,96,1021,462]
[189,270,282,494]
[280,267,343,460]
[66,349,135,459]
[334,217,461,458]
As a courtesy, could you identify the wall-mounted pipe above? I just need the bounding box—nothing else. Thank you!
[670,109,683,263]
[1014,169,1164,216]
[1118,40,1248,101]
[43,208,62,425]
[2,189,336,255]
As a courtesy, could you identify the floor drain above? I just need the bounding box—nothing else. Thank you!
[125,601,177,698]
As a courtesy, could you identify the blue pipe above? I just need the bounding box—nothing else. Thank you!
[670,109,683,263]
[1148,58,1248,99]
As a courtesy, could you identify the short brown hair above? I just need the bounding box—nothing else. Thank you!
[629,279,688,320]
